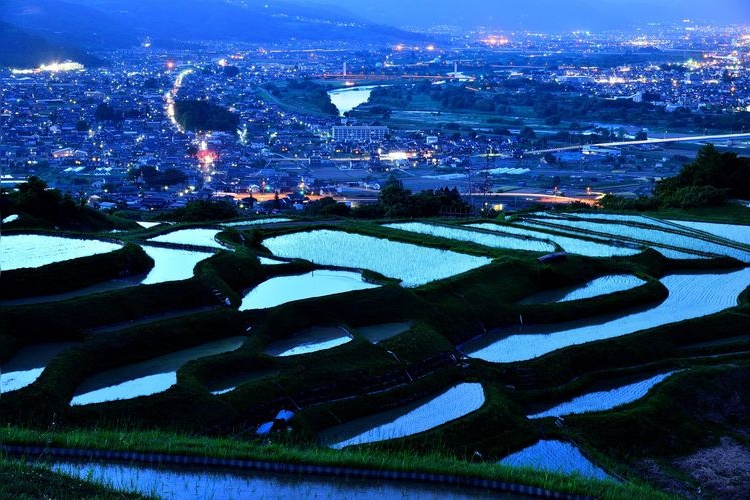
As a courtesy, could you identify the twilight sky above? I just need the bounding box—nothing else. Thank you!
[308,0,750,30]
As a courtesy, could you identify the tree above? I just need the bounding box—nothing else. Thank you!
[635,130,648,141]
[172,100,239,132]
[75,120,89,132]
[94,102,122,122]
[223,65,240,78]
[5,176,115,230]
[519,126,536,142]
[598,144,750,211]
[165,200,238,222]
[379,176,413,217]
[304,197,351,216]
[663,144,750,199]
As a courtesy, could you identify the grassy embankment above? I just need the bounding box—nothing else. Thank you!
[0,243,153,300]
[0,458,151,499]
[0,426,667,500]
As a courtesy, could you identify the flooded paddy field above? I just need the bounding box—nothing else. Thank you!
[1,234,122,270]
[3,213,749,497]
[239,270,380,310]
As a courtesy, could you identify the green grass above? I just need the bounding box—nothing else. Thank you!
[0,427,668,500]
[562,363,750,458]
[3,213,750,497]
[0,457,150,499]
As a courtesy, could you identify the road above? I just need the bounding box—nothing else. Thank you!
[525,132,750,155]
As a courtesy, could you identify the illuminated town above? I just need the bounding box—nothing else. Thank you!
[2,1,750,498]
[2,22,749,214]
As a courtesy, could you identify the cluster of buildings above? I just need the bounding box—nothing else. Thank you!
[1,23,748,213]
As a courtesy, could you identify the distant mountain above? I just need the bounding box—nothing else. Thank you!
[312,0,750,31]
[1,0,423,49]
[2,0,139,49]
[0,21,103,68]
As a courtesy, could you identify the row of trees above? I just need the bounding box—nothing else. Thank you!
[159,200,239,222]
[126,166,187,188]
[172,100,239,132]
[0,177,115,230]
[263,80,339,115]
[304,177,471,218]
[600,144,750,210]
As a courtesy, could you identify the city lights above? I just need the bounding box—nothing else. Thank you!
[12,61,84,74]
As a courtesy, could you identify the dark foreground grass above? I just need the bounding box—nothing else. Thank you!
[0,457,150,499]
[0,427,668,500]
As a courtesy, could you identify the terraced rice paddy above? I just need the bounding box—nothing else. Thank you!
[519,216,750,262]
[1,235,122,271]
[147,228,226,249]
[550,213,675,228]
[257,256,287,265]
[140,245,214,284]
[262,230,492,287]
[208,371,279,395]
[239,270,380,310]
[0,343,77,393]
[135,221,162,229]
[321,383,485,449]
[51,461,488,499]
[519,275,646,304]
[4,211,748,496]
[221,218,292,227]
[70,337,245,405]
[464,268,750,363]
[385,222,555,253]
[667,220,750,246]
[528,372,676,418]
[264,327,352,357]
[468,223,642,257]
[499,440,611,481]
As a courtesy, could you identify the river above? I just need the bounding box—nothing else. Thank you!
[328,85,383,116]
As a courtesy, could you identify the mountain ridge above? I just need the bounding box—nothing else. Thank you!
[2,0,424,49]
